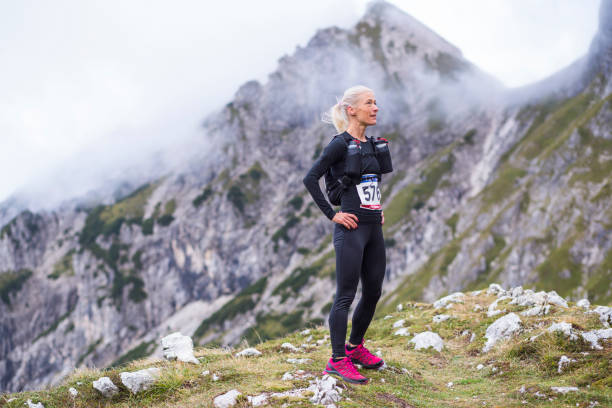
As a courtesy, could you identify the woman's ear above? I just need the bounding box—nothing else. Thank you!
[346,105,355,116]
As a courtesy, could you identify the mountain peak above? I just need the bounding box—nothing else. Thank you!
[586,0,612,83]
[362,0,463,58]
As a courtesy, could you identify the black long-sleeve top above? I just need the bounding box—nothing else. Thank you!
[302,131,382,224]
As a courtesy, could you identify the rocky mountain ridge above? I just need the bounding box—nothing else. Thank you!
[1,0,611,393]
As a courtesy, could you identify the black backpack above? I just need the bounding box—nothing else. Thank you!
[323,133,373,206]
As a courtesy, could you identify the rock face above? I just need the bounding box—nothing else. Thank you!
[2,0,612,392]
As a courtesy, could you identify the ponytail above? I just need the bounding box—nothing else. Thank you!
[322,85,373,134]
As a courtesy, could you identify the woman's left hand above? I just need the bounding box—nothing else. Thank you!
[381,211,384,225]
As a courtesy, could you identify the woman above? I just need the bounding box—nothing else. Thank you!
[302,85,391,384]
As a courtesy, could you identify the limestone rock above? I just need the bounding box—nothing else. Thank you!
[280,342,300,353]
[486,283,506,296]
[26,400,44,408]
[433,314,452,323]
[551,386,579,394]
[161,332,199,364]
[394,328,410,336]
[592,306,612,326]
[557,355,576,373]
[235,347,262,357]
[520,305,550,316]
[214,389,241,408]
[433,292,465,309]
[581,328,612,349]
[308,374,342,405]
[392,319,405,328]
[576,299,591,309]
[287,358,312,364]
[547,322,578,340]
[92,377,119,398]
[410,331,444,352]
[483,313,522,352]
[120,367,161,394]
[68,387,78,397]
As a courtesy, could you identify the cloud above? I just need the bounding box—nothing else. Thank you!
[0,0,600,211]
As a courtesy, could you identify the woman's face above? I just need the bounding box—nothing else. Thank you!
[348,91,378,126]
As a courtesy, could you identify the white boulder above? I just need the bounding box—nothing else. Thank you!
[394,328,410,336]
[576,299,591,309]
[287,358,312,364]
[392,319,405,328]
[410,331,444,352]
[486,283,506,296]
[520,305,550,316]
[235,347,262,357]
[26,400,44,408]
[592,306,612,326]
[433,292,465,309]
[487,296,510,317]
[68,387,78,397]
[433,314,452,323]
[93,377,119,398]
[214,389,241,408]
[308,374,342,405]
[551,386,579,394]
[483,313,522,352]
[281,342,300,352]
[161,332,199,364]
[580,328,612,349]
[548,322,578,340]
[120,367,161,394]
[557,355,576,373]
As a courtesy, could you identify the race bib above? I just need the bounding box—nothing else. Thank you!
[356,174,381,210]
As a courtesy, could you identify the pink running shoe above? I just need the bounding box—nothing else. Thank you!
[345,339,384,369]
[324,356,368,384]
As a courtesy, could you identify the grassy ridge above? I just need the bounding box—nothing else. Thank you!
[2,288,610,407]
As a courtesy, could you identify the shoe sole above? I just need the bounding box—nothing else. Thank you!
[350,358,384,369]
[323,368,369,384]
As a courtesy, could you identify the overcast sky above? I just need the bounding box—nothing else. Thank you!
[0,0,600,209]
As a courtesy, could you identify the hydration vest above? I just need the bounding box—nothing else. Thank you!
[324,133,393,206]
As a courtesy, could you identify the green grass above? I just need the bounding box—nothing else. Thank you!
[76,337,103,367]
[242,310,305,344]
[534,237,582,299]
[0,268,33,305]
[192,186,213,208]
[111,341,156,368]
[79,181,161,246]
[226,161,269,214]
[446,213,459,235]
[194,277,268,340]
[48,249,76,280]
[480,166,527,208]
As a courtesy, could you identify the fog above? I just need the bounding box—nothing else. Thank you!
[0,0,599,213]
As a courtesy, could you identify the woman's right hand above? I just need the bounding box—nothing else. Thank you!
[332,211,359,229]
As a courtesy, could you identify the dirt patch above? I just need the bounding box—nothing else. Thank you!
[376,392,416,407]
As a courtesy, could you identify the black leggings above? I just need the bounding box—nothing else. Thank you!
[328,222,386,357]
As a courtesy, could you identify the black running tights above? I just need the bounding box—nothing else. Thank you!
[328,222,386,357]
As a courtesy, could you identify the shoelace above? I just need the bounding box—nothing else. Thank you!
[336,357,361,377]
[353,344,378,364]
